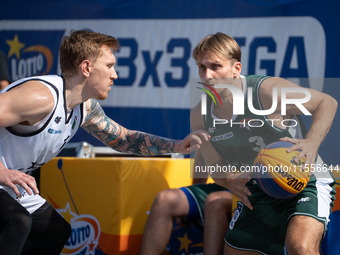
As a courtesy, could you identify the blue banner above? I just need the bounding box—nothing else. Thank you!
[0,0,339,165]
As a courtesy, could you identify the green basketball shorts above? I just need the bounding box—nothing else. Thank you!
[225,175,336,255]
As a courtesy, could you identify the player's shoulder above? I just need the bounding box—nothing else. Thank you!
[0,78,56,125]
[8,79,54,103]
[4,75,61,96]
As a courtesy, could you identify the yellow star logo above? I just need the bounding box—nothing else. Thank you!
[6,34,25,59]
[177,233,192,253]
[58,203,76,224]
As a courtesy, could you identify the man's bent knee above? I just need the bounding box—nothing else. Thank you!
[286,216,323,255]
[151,189,189,217]
[153,190,182,208]
[205,191,232,210]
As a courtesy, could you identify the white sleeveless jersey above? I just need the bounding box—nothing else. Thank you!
[0,75,86,213]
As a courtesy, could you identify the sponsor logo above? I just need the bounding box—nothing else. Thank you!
[57,203,100,255]
[275,165,306,191]
[230,202,243,230]
[211,132,233,142]
[48,128,62,134]
[297,197,311,203]
[0,30,65,81]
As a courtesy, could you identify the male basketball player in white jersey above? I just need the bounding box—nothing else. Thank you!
[141,32,337,255]
[0,30,206,255]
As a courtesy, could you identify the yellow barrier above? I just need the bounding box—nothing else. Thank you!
[40,157,193,255]
[44,157,326,254]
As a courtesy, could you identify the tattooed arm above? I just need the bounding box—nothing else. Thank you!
[82,99,200,156]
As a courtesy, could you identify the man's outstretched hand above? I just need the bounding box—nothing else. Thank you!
[174,129,211,154]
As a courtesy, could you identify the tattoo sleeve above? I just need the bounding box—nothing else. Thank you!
[82,99,177,156]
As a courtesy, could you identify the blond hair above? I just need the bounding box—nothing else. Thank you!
[59,30,120,77]
[193,32,241,63]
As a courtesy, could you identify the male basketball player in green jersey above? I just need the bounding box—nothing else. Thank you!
[191,32,337,255]
[141,32,337,255]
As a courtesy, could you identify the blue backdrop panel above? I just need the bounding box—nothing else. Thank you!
[0,0,339,166]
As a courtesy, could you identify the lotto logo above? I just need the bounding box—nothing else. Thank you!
[57,203,101,255]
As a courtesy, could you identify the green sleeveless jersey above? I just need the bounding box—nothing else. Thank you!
[203,75,308,169]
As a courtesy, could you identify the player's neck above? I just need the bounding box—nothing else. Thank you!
[64,76,87,110]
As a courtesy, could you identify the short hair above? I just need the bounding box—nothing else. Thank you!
[193,32,241,63]
[59,30,120,77]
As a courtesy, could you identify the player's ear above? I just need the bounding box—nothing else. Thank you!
[80,60,91,77]
[233,61,242,77]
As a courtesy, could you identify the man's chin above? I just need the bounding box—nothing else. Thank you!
[97,94,108,101]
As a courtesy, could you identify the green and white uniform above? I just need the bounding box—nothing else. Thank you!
[204,75,335,255]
